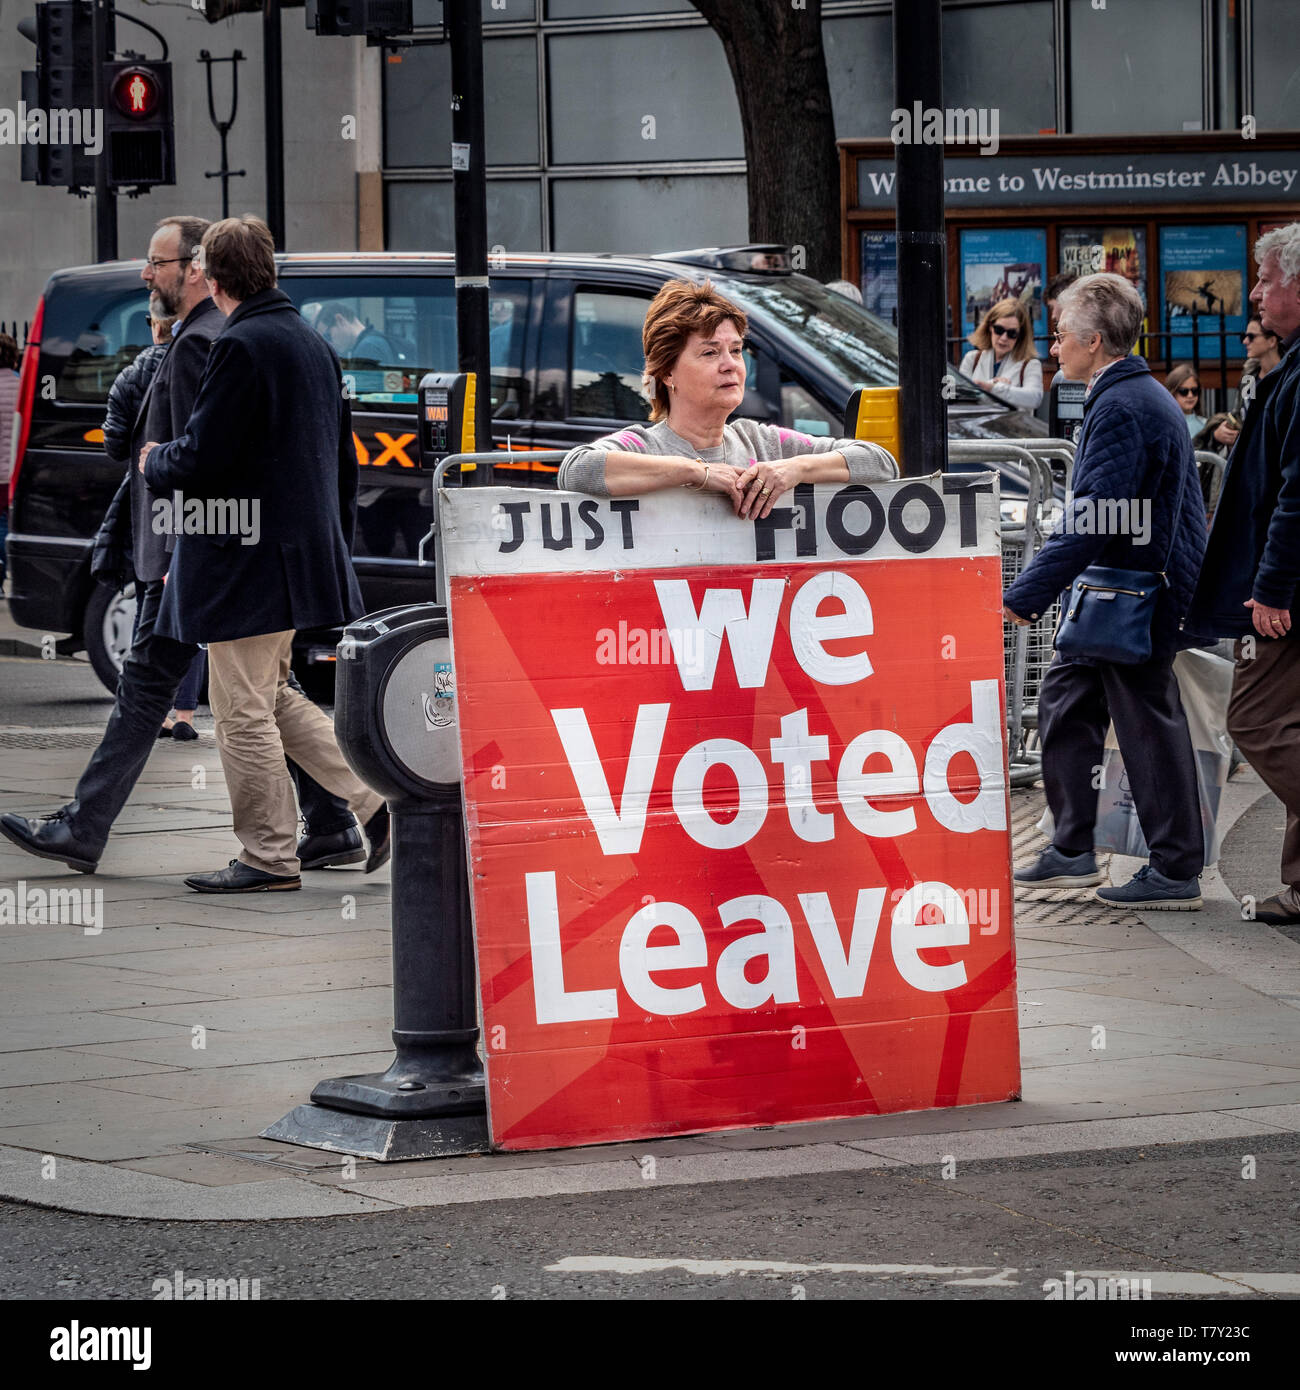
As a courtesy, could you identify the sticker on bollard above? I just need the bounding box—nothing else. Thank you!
[442,475,1020,1151]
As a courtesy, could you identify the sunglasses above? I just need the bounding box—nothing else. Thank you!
[991,325,1020,339]
[1175,386,1200,397]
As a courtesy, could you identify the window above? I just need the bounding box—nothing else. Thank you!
[708,274,901,390]
[943,3,1055,136]
[1251,0,1300,131]
[384,36,540,170]
[550,174,747,253]
[780,374,836,437]
[46,286,150,405]
[547,28,742,163]
[570,290,652,420]
[1069,0,1202,134]
[386,180,544,253]
[547,0,691,16]
[282,275,530,417]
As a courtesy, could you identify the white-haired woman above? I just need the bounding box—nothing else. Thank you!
[1005,272,1208,910]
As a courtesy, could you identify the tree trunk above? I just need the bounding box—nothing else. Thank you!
[692,0,841,282]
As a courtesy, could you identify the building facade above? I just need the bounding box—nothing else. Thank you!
[4,0,1299,351]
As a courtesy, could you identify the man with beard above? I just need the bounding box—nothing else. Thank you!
[0,217,377,878]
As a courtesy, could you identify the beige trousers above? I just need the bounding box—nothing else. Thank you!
[207,629,384,876]
[1229,636,1300,891]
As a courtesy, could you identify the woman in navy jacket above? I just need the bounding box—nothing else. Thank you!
[1004,273,1208,909]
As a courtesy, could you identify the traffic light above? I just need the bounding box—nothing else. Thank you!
[306,0,413,41]
[19,1,97,190]
[102,60,174,189]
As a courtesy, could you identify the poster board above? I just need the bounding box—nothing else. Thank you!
[442,475,1021,1150]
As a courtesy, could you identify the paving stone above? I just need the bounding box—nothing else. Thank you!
[0,1143,393,1218]
[0,1050,182,1089]
[0,1080,185,1128]
[119,1151,312,1187]
[68,1021,394,1069]
[89,929,390,977]
[92,1053,396,1108]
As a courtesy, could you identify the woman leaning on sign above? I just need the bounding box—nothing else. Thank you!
[556,279,897,519]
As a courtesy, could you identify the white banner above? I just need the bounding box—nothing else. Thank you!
[439,472,1001,578]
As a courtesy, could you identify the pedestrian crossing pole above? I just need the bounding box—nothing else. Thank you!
[448,0,492,476]
[893,0,948,476]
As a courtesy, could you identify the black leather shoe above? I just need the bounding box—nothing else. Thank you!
[364,805,390,874]
[1253,891,1300,925]
[184,859,301,893]
[297,824,365,870]
[0,810,100,874]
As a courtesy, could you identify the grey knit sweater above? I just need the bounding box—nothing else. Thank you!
[556,418,898,495]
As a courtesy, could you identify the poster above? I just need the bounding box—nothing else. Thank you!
[442,476,1021,1151]
[860,230,899,325]
[1058,226,1148,307]
[959,227,1047,347]
[1159,224,1249,360]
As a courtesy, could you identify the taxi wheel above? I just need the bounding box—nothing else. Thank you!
[84,582,137,693]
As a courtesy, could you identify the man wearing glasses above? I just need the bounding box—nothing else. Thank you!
[0,218,221,873]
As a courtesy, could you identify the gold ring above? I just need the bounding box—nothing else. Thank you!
[760,486,772,496]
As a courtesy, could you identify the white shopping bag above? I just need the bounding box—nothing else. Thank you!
[1038,648,1235,865]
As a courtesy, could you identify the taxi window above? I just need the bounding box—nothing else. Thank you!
[44,285,151,405]
[570,290,651,421]
[284,275,530,417]
[780,373,836,436]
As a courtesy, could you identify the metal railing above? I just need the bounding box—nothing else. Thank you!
[423,451,568,605]
[1195,448,1229,522]
[949,438,1077,788]
[428,444,1073,789]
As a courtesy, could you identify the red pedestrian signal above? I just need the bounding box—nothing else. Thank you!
[102,60,174,189]
[110,66,161,120]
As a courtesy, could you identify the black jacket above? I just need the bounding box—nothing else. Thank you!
[143,287,363,645]
[91,343,167,588]
[130,298,225,582]
[1186,332,1300,638]
[1003,356,1208,659]
[103,343,165,465]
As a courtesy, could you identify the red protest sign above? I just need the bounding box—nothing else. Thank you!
[442,478,1019,1150]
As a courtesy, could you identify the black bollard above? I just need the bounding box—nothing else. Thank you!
[263,604,489,1160]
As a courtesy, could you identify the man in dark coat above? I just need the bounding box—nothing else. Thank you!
[1,217,220,873]
[141,216,387,893]
[1004,272,1208,910]
[1185,224,1300,926]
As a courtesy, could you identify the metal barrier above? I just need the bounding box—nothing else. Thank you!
[949,439,1077,788]
[1195,448,1228,522]
[422,451,569,604]
[427,446,1072,788]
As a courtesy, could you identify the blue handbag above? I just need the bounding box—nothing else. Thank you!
[1053,459,1189,666]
